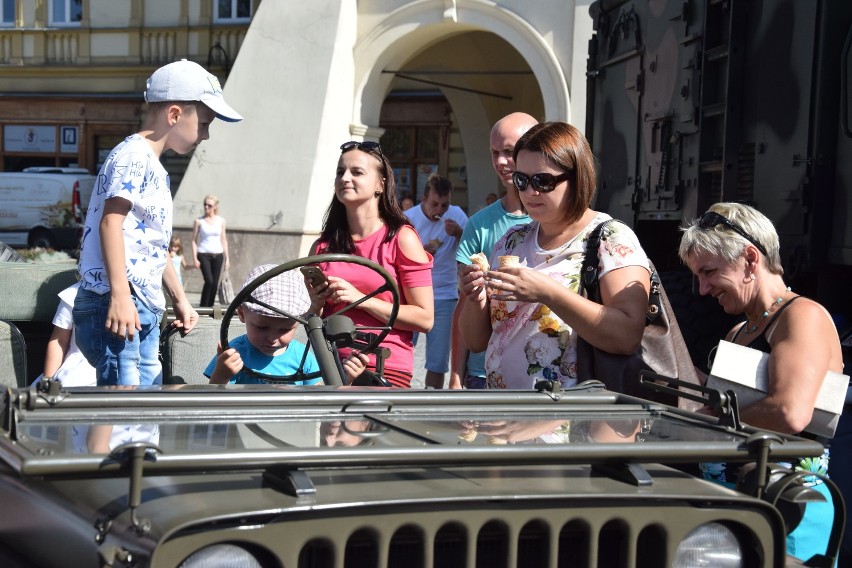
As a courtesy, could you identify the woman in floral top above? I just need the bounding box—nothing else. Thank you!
[459,122,651,390]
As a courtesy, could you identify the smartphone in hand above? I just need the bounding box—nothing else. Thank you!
[300,266,328,288]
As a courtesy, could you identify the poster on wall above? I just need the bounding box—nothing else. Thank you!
[60,126,79,153]
[4,125,57,154]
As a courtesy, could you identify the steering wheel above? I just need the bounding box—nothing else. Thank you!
[219,254,400,385]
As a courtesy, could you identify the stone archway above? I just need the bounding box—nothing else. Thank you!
[353,1,569,128]
[351,1,568,206]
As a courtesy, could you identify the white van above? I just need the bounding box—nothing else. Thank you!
[0,167,97,251]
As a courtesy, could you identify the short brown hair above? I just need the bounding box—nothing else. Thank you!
[512,122,598,225]
[143,101,197,128]
[423,174,452,198]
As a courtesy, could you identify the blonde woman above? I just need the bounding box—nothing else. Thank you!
[191,195,229,307]
[679,202,840,562]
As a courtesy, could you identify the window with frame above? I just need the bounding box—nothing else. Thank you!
[379,96,451,202]
[50,0,82,25]
[215,0,252,23]
[1,0,15,25]
[381,126,443,202]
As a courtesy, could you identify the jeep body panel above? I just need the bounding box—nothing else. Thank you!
[0,386,819,567]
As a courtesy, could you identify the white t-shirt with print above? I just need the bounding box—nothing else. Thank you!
[31,283,97,387]
[485,214,650,389]
[405,204,469,300]
[78,134,172,312]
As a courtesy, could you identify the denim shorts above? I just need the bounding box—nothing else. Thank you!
[412,299,456,374]
[72,287,163,386]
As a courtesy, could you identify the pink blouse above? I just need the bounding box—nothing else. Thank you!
[317,225,433,384]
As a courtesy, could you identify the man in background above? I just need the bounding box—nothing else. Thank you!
[406,175,468,388]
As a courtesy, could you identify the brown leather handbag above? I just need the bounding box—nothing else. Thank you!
[576,220,702,410]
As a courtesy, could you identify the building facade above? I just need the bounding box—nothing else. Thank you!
[1,0,592,290]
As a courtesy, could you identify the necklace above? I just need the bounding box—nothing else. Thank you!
[743,287,792,333]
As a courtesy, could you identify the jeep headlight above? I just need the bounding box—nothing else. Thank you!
[178,543,263,568]
[673,522,743,567]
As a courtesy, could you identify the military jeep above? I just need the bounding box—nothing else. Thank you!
[0,255,843,567]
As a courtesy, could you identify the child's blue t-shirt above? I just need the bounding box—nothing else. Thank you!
[203,335,321,385]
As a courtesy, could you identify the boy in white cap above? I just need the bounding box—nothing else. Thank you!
[205,264,368,384]
[74,59,243,387]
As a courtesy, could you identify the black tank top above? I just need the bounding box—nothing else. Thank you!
[731,295,801,353]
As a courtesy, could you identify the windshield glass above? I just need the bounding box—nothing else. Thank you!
[15,412,740,456]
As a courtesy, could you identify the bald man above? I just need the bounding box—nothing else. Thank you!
[449,112,539,389]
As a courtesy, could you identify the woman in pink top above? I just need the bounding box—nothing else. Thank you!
[309,141,434,387]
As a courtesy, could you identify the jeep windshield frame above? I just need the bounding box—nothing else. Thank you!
[0,383,824,479]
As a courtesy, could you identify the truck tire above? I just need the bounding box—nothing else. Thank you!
[28,229,56,250]
[660,270,740,374]
[0,241,26,263]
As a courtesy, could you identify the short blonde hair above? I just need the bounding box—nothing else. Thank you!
[679,202,783,274]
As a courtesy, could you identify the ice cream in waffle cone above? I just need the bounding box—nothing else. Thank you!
[469,253,490,272]
[498,255,520,268]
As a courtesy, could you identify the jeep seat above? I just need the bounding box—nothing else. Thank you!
[0,261,78,385]
[0,320,27,388]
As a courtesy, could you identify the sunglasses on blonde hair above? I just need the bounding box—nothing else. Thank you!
[698,211,768,257]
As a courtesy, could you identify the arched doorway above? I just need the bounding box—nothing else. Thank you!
[376,31,545,211]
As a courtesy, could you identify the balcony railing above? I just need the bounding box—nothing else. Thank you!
[0,24,247,68]
[141,30,178,65]
[45,30,79,64]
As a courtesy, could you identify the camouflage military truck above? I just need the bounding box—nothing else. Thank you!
[584,0,852,368]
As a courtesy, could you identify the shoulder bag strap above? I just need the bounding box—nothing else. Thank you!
[579,219,610,302]
[579,218,662,325]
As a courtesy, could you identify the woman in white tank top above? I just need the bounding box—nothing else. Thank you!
[191,195,229,307]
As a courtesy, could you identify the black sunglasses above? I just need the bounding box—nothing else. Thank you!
[512,171,571,193]
[698,211,769,257]
[340,141,384,160]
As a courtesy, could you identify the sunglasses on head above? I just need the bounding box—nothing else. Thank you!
[698,211,768,257]
[512,171,571,193]
[340,141,384,160]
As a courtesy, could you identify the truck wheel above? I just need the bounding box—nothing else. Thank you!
[0,241,26,263]
[660,270,740,374]
[28,229,56,250]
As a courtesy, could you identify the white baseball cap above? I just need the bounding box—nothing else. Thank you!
[144,59,243,122]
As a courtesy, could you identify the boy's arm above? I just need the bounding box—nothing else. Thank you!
[342,352,369,383]
[208,345,243,384]
[43,326,72,378]
[163,257,198,333]
[101,197,140,339]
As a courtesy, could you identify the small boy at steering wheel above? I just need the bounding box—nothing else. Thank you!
[205,264,366,384]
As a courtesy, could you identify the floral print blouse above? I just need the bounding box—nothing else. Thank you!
[484,213,649,389]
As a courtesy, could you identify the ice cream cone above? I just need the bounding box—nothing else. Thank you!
[498,255,520,268]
